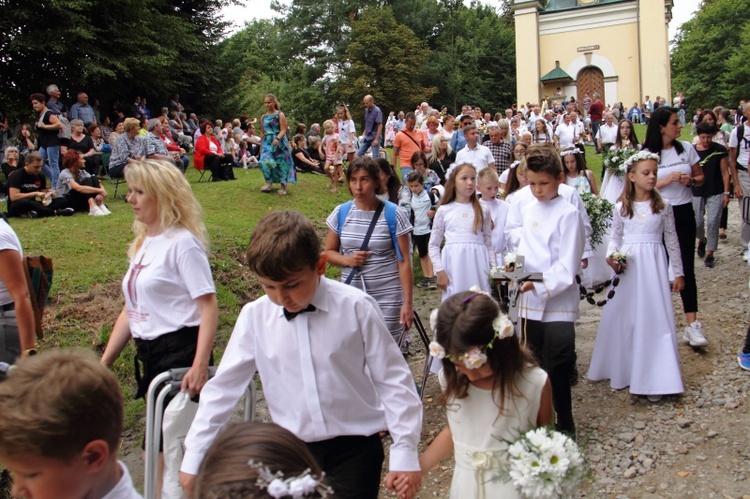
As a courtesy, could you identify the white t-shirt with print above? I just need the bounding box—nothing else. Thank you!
[0,220,23,307]
[121,227,215,340]
[338,119,356,145]
[647,141,700,206]
[728,124,750,167]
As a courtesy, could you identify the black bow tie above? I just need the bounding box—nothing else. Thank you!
[283,304,316,321]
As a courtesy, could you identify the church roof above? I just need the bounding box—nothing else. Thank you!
[540,66,572,82]
[542,0,634,14]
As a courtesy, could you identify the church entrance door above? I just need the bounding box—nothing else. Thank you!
[577,66,604,104]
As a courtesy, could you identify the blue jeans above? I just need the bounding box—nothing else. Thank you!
[400,166,414,185]
[678,108,686,126]
[39,145,60,188]
[357,137,380,159]
[590,122,602,152]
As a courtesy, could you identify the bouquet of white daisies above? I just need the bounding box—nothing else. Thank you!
[500,427,586,499]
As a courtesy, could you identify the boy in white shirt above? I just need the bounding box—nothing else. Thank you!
[180,210,423,499]
[407,171,437,289]
[0,349,142,499]
[455,124,495,172]
[506,145,585,436]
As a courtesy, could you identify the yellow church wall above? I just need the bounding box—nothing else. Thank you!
[514,8,542,107]
[538,23,640,107]
[638,0,671,101]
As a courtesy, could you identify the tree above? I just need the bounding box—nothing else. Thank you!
[336,6,436,119]
[671,0,750,109]
[0,0,231,121]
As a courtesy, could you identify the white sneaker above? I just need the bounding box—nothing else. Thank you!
[683,321,708,347]
[89,206,103,216]
[743,247,750,262]
[99,205,112,215]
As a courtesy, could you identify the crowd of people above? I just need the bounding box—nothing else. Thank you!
[3,87,750,499]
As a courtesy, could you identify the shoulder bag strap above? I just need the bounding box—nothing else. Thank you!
[399,129,422,150]
[344,202,384,285]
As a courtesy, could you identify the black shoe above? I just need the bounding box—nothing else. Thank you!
[23,210,38,219]
[56,207,75,217]
[416,277,429,288]
[697,240,706,258]
[704,254,715,268]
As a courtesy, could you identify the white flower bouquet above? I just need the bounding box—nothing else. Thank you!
[504,252,518,272]
[503,427,586,499]
[580,193,613,247]
[608,250,628,267]
[602,147,636,178]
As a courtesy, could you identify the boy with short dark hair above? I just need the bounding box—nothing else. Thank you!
[506,145,585,435]
[181,210,423,499]
[0,349,142,498]
[406,171,437,289]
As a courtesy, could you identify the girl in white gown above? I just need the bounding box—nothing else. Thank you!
[600,119,640,204]
[588,152,685,401]
[561,147,610,287]
[419,291,552,499]
[428,163,495,300]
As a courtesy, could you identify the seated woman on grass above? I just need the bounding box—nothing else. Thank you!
[56,150,110,216]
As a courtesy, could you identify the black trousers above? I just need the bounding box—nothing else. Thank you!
[305,434,384,499]
[671,203,698,313]
[522,319,576,435]
[8,197,69,218]
[204,153,235,181]
[66,176,102,212]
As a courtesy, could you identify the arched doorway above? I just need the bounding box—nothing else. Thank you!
[577,66,605,104]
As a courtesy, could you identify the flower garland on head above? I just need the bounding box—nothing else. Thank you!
[248,460,333,498]
[559,149,579,158]
[428,286,514,369]
[619,150,660,174]
[444,162,460,180]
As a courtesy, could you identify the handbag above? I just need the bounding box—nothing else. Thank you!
[344,202,384,285]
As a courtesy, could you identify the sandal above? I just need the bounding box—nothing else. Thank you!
[277,189,287,196]
[261,185,272,192]
[330,188,339,194]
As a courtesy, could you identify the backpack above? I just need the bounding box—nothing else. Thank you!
[337,200,403,261]
[736,124,750,150]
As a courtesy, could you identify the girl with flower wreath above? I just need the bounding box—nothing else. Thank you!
[588,151,685,402]
[419,291,553,499]
[600,119,639,203]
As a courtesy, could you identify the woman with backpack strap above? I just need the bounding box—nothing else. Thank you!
[324,157,414,348]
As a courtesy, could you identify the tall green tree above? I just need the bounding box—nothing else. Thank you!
[671,0,750,109]
[336,6,436,119]
[0,0,230,120]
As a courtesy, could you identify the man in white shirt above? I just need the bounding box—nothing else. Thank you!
[181,211,423,499]
[455,124,495,173]
[527,105,543,127]
[554,113,577,150]
[595,113,618,151]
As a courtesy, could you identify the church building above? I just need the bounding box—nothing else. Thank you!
[512,0,673,109]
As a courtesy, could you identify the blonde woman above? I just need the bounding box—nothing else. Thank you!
[428,134,455,184]
[101,160,217,494]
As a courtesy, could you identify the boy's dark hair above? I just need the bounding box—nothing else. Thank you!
[0,348,123,460]
[407,170,424,184]
[246,211,320,281]
[696,121,717,136]
[523,144,563,176]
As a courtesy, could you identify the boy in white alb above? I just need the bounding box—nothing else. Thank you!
[180,211,424,499]
[505,145,585,435]
[477,168,509,260]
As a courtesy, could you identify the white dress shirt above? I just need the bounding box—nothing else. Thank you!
[181,277,423,475]
[455,143,495,172]
[596,123,618,144]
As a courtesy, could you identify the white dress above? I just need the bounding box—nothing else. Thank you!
[588,201,685,396]
[441,367,548,499]
[566,173,612,287]
[428,201,495,300]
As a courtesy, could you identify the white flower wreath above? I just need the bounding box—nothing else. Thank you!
[619,150,660,174]
[249,460,333,498]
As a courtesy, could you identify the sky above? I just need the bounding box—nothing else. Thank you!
[220,0,702,40]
